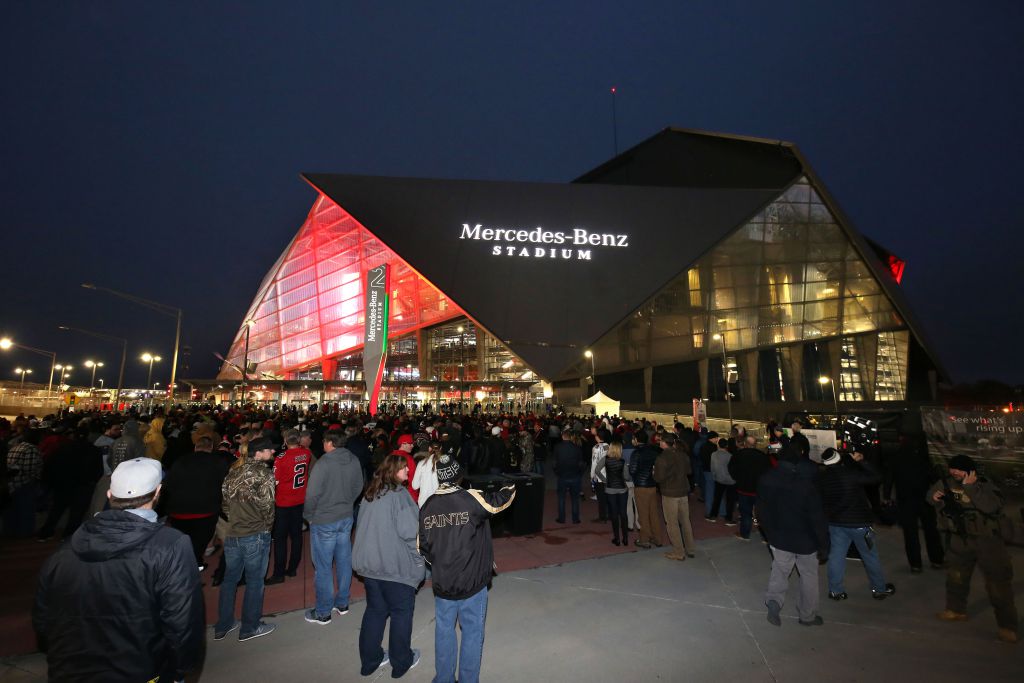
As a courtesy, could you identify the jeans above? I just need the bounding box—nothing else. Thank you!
[359,578,416,676]
[737,494,756,539]
[311,516,354,617]
[828,525,887,593]
[555,477,581,523]
[710,482,737,522]
[703,472,726,518]
[216,532,271,636]
[690,454,703,494]
[606,491,628,543]
[434,587,488,683]
[271,504,304,577]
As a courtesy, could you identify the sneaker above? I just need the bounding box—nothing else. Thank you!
[198,563,208,573]
[612,538,620,546]
[686,552,696,559]
[734,533,750,542]
[936,609,967,622]
[704,516,717,523]
[304,609,331,625]
[264,575,284,585]
[798,616,824,626]
[910,566,923,574]
[239,622,276,641]
[872,583,896,600]
[766,599,782,626]
[997,628,1018,644]
[333,605,349,616]
[409,648,421,670]
[635,540,652,549]
[663,551,686,561]
[377,650,390,670]
[213,620,240,641]
[828,591,848,601]
[724,520,737,527]
[931,561,946,570]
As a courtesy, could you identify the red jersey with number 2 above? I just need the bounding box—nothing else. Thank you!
[273,447,312,507]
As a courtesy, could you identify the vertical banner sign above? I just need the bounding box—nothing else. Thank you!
[692,399,707,430]
[363,264,390,415]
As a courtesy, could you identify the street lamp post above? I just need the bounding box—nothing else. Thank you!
[84,360,104,391]
[456,325,465,413]
[15,368,32,394]
[1,338,57,398]
[584,349,596,395]
[58,326,128,412]
[818,376,840,421]
[82,283,183,409]
[142,354,162,390]
[55,364,73,388]
[711,334,733,429]
[239,319,256,406]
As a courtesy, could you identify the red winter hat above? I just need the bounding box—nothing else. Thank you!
[397,434,414,446]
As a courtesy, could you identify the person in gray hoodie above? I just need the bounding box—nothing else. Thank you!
[303,430,364,625]
[352,454,425,677]
[108,419,144,471]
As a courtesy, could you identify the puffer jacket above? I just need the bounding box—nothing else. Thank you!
[33,510,203,682]
[819,458,880,527]
[629,444,660,488]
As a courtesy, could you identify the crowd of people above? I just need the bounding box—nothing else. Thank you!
[0,401,1018,681]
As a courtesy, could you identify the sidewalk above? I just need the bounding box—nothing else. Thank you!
[4,517,1021,682]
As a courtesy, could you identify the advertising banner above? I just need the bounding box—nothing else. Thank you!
[692,399,707,430]
[363,264,390,415]
[921,407,1024,499]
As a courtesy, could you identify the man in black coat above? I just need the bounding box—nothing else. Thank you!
[759,453,830,626]
[552,430,584,524]
[34,457,204,683]
[161,434,230,569]
[727,436,772,541]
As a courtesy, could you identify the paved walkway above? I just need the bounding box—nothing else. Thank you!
[4,519,1021,682]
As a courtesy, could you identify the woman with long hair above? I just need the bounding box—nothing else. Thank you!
[599,440,632,546]
[412,442,441,507]
[351,455,425,677]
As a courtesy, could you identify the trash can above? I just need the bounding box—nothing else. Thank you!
[503,472,545,536]
[463,474,512,537]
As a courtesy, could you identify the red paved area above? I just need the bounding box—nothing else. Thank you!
[2,490,732,657]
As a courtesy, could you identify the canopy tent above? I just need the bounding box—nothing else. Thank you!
[582,390,620,417]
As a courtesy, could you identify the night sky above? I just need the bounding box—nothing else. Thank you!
[2,2,1021,388]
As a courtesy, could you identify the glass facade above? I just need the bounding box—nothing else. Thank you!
[589,177,912,402]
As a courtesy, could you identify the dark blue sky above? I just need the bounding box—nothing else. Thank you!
[2,1,1021,387]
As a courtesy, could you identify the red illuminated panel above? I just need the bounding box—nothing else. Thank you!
[886,255,905,284]
[219,195,464,379]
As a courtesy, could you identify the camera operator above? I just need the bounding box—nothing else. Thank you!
[928,454,1017,643]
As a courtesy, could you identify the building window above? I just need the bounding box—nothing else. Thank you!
[875,331,909,401]
[839,338,865,401]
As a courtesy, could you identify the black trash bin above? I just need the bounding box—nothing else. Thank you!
[463,474,512,537]
[503,472,545,536]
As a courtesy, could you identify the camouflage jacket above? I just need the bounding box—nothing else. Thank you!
[222,459,275,537]
[927,477,1003,538]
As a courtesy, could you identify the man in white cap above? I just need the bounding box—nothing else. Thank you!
[33,457,203,683]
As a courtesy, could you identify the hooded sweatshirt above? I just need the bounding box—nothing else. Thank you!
[303,447,364,525]
[352,487,425,588]
[144,417,167,461]
[109,420,145,470]
[33,510,203,682]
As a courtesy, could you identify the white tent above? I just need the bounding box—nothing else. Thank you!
[581,390,620,417]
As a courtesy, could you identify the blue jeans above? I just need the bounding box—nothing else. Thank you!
[555,477,581,523]
[703,472,726,518]
[828,525,887,593]
[359,578,416,676]
[434,587,488,683]
[216,532,271,636]
[310,516,354,617]
[738,494,756,539]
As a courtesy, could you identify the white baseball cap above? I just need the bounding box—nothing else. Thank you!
[110,458,163,498]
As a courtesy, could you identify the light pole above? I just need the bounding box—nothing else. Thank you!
[82,283,183,409]
[711,334,734,428]
[98,378,105,389]
[14,368,32,394]
[584,349,596,395]
[819,376,839,421]
[55,364,73,388]
[239,319,256,405]
[58,326,127,412]
[457,325,465,413]
[1,338,57,397]
[141,354,162,390]
[84,360,104,391]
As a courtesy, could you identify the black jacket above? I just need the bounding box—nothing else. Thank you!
[419,484,515,600]
[699,439,717,471]
[552,440,584,478]
[728,447,772,495]
[757,460,829,555]
[629,444,660,488]
[789,432,811,459]
[161,450,229,515]
[604,457,630,490]
[33,510,204,682]
[819,458,880,527]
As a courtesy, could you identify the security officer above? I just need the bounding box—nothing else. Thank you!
[928,454,1017,643]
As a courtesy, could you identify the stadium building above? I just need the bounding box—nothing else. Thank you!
[213,128,944,418]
